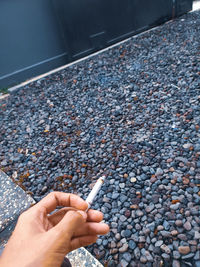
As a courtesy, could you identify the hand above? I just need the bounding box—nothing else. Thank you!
[0,192,110,267]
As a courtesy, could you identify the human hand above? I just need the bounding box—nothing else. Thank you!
[0,192,109,267]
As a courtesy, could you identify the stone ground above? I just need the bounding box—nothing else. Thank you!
[0,10,200,267]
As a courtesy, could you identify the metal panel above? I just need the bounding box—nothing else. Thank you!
[53,0,173,59]
[0,0,67,88]
[176,0,193,15]
[0,0,192,89]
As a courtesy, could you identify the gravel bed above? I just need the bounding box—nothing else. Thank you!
[0,10,200,267]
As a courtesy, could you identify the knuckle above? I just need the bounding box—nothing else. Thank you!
[71,210,82,220]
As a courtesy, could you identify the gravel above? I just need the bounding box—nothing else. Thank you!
[0,9,200,267]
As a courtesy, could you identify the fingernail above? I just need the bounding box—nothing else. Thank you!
[77,210,87,220]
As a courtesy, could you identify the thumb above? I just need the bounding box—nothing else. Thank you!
[53,210,87,240]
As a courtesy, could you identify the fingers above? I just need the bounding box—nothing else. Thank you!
[70,236,98,252]
[52,210,87,240]
[73,222,110,237]
[49,208,104,226]
[87,209,103,222]
[50,209,109,241]
[33,192,88,214]
[48,208,71,226]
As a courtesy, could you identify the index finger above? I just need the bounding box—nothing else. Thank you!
[33,191,88,214]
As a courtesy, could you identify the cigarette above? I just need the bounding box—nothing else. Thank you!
[85,175,105,211]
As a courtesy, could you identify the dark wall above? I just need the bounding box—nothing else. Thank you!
[0,0,192,88]
[0,0,67,87]
[54,0,174,60]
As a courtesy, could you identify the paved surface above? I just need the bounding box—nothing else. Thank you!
[0,170,34,232]
[0,170,34,250]
[68,248,103,267]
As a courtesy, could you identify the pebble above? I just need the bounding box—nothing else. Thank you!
[178,234,187,241]
[1,160,7,166]
[151,194,160,204]
[140,256,147,263]
[163,220,170,231]
[157,225,164,231]
[134,247,140,259]
[171,230,178,236]
[145,251,153,262]
[172,260,181,267]
[173,251,181,259]
[153,246,161,255]
[110,241,116,249]
[121,230,132,238]
[135,210,144,217]
[128,240,136,250]
[194,232,200,239]
[183,143,192,149]
[120,194,127,203]
[138,236,145,243]
[178,246,190,255]
[146,222,156,231]
[182,253,195,260]
[155,240,163,247]
[122,252,132,262]
[155,168,164,176]
[145,204,154,213]
[175,220,183,227]
[170,203,180,210]
[130,177,137,183]
[195,261,200,267]
[160,231,171,238]
[119,215,127,222]
[183,221,192,231]
[119,243,128,253]
[120,259,129,267]
[194,251,200,260]
[161,244,171,254]
[115,233,121,240]
[119,183,125,189]
[162,253,170,261]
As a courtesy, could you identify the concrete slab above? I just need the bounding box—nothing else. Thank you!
[0,170,34,233]
[68,248,103,267]
[0,170,35,251]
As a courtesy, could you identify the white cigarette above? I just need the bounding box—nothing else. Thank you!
[85,175,105,211]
